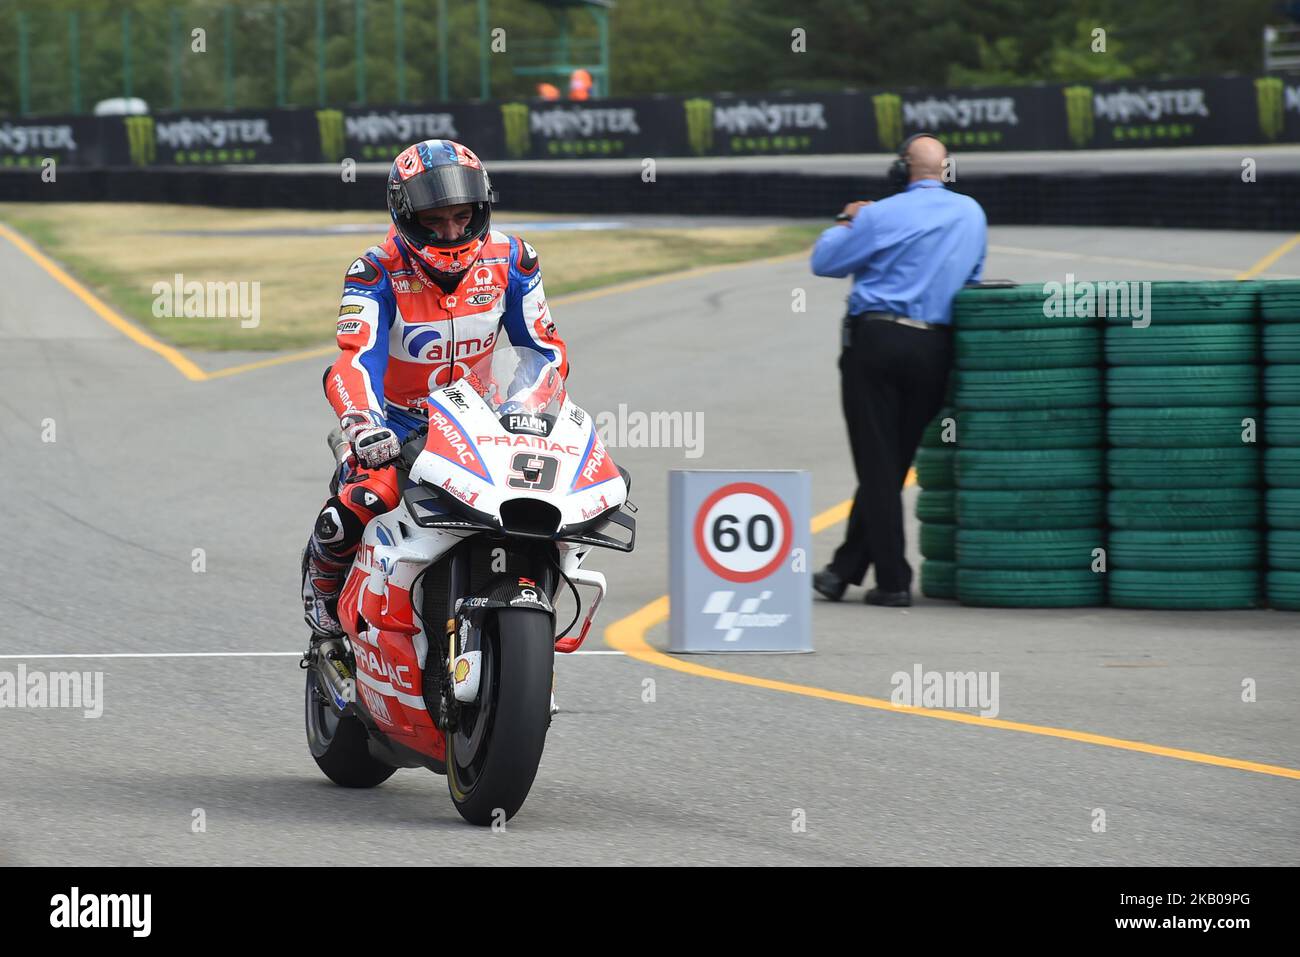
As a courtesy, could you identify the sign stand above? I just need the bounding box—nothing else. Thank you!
[669,470,812,653]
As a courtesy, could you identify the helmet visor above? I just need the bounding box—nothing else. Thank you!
[399,164,494,212]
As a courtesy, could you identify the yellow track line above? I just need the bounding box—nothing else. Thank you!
[604,492,1300,783]
[1236,233,1300,279]
[0,223,209,382]
[204,345,336,380]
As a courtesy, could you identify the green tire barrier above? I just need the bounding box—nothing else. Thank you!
[1106,406,1257,448]
[914,447,955,489]
[921,407,955,448]
[916,489,956,524]
[1266,571,1300,610]
[1267,488,1300,529]
[1106,365,1259,407]
[1107,447,1259,489]
[955,408,1103,450]
[956,569,1103,607]
[1265,365,1300,405]
[921,559,957,600]
[1267,530,1300,571]
[1265,447,1300,487]
[952,286,1097,330]
[1108,570,1260,609]
[920,522,956,561]
[1098,280,1259,325]
[1265,406,1300,445]
[1263,324,1300,363]
[1108,529,1261,571]
[1104,323,1258,366]
[957,489,1104,530]
[955,327,1101,370]
[955,448,1102,490]
[956,528,1101,570]
[1259,280,1300,322]
[954,367,1102,411]
[1108,488,1261,530]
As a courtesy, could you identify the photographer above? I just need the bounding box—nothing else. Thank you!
[810,134,987,607]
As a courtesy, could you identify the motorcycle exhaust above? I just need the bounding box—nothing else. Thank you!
[314,637,356,712]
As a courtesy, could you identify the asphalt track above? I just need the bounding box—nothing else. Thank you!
[0,219,1297,865]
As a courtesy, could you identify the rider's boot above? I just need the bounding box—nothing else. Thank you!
[301,537,349,639]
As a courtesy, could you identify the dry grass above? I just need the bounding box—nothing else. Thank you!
[0,203,821,351]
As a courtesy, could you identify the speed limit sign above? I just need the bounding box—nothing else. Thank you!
[670,471,811,653]
[694,483,793,583]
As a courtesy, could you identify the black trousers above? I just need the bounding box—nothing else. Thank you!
[830,315,953,592]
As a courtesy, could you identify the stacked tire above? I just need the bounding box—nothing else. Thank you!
[1104,281,1262,609]
[917,408,957,600]
[1262,280,1300,610]
[950,287,1106,607]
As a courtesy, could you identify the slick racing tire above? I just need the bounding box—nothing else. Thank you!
[1106,365,1259,407]
[954,367,1102,410]
[1104,323,1258,366]
[1106,447,1259,489]
[955,326,1101,370]
[305,666,397,789]
[920,559,957,600]
[956,569,1103,607]
[915,447,955,489]
[1106,407,1258,448]
[1266,571,1300,611]
[955,408,1103,450]
[447,609,554,826]
[920,522,956,561]
[1109,570,1260,610]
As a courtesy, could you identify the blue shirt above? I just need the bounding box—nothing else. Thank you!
[810,180,987,325]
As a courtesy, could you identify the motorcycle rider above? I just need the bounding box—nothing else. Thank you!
[302,139,568,640]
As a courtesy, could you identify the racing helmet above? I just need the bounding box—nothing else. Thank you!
[386,139,498,284]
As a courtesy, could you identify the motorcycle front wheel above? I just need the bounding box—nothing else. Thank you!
[446,609,554,825]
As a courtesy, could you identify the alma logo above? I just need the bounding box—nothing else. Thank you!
[50,887,151,937]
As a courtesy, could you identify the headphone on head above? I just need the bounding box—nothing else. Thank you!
[887,132,945,192]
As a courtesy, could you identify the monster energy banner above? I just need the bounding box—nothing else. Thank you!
[10,75,1300,172]
[1065,77,1265,148]
[869,85,1059,151]
[104,109,310,166]
[496,98,680,160]
[0,114,103,167]
[682,92,867,156]
[314,103,505,163]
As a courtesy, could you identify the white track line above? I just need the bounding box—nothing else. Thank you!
[0,651,625,659]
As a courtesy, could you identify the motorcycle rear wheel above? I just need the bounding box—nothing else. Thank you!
[447,609,554,825]
[304,666,397,788]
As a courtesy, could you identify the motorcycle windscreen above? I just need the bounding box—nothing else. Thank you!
[459,345,566,432]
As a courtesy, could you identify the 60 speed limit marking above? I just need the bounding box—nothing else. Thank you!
[692,482,793,583]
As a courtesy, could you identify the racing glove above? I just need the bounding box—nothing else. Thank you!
[340,412,401,470]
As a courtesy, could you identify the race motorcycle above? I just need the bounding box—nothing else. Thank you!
[302,345,636,825]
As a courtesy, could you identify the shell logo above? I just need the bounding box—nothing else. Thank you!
[454,658,471,683]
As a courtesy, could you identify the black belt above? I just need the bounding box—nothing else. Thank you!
[855,311,949,332]
[843,311,949,347]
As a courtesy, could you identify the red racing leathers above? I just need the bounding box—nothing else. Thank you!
[303,227,568,632]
